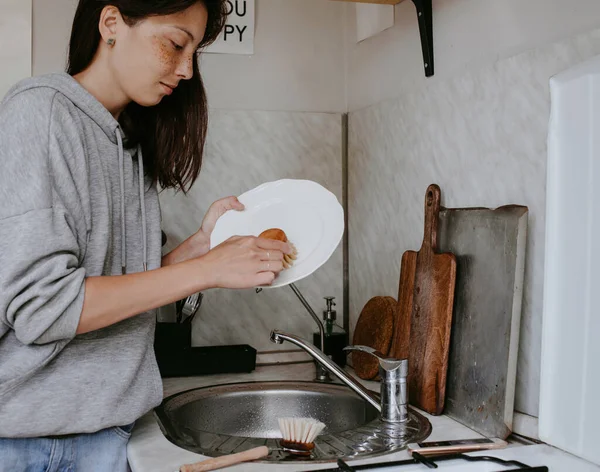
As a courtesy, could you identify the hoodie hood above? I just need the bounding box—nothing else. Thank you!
[5,72,148,273]
[5,72,120,142]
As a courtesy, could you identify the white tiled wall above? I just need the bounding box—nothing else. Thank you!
[348,28,600,417]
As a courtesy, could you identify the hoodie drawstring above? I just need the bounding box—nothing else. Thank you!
[116,130,127,275]
[116,128,148,274]
[137,144,148,272]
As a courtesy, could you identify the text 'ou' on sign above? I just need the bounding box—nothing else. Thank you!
[203,0,255,55]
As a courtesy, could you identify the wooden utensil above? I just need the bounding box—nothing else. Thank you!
[352,296,396,380]
[389,184,457,415]
[179,446,269,472]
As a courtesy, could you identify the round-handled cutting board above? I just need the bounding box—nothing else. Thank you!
[352,296,397,380]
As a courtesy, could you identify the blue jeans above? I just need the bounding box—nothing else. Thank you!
[0,423,134,472]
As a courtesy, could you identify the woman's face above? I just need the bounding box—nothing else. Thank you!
[109,2,208,107]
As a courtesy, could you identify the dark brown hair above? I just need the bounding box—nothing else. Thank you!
[67,0,227,192]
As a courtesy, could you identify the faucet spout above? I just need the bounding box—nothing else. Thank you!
[270,330,381,413]
[270,331,284,345]
[288,284,332,382]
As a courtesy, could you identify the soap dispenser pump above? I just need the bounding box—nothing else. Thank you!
[312,296,348,368]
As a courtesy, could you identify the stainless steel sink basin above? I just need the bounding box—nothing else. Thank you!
[155,381,432,463]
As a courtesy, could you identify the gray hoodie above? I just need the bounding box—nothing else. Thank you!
[0,72,163,437]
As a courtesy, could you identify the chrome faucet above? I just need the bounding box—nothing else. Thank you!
[257,283,332,382]
[287,284,332,382]
[270,330,409,423]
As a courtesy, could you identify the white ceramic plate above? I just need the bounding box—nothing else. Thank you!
[210,179,344,288]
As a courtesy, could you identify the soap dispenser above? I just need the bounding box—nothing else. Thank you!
[312,297,349,368]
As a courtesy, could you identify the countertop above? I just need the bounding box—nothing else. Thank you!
[127,362,600,472]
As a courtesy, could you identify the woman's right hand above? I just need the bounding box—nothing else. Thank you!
[198,236,293,289]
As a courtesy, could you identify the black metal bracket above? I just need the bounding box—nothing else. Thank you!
[412,0,434,77]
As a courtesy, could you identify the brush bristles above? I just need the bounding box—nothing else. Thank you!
[278,417,326,444]
[283,242,298,269]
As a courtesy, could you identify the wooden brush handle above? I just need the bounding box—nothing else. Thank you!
[179,446,269,472]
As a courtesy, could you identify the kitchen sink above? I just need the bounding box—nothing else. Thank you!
[154,381,432,463]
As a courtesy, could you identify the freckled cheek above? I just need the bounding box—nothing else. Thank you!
[154,42,178,74]
[185,56,194,74]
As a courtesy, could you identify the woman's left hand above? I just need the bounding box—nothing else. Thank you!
[199,196,245,242]
[162,196,245,266]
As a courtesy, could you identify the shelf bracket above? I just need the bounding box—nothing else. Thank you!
[411,0,434,77]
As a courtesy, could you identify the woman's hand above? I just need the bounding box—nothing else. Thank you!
[200,196,245,239]
[162,196,244,266]
[199,236,292,289]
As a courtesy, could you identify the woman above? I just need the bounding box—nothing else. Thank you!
[0,0,291,470]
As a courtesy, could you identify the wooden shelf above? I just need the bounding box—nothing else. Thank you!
[330,0,404,4]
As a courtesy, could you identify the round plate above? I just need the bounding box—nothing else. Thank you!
[210,179,344,288]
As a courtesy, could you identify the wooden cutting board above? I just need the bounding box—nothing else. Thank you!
[438,205,528,439]
[389,184,457,415]
[352,296,397,380]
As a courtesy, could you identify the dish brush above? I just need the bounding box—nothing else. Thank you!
[258,228,298,269]
[278,417,326,456]
[178,417,326,471]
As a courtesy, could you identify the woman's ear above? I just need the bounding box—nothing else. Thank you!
[98,5,123,45]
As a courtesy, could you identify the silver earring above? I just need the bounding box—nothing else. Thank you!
[107,38,115,46]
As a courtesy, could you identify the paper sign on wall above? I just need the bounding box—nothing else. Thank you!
[356,3,394,43]
[203,0,255,55]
